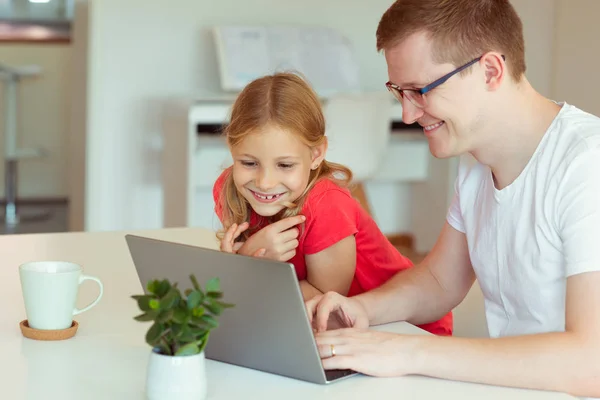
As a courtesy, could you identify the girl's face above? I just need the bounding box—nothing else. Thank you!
[231,124,326,217]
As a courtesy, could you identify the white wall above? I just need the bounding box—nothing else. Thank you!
[552,0,600,116]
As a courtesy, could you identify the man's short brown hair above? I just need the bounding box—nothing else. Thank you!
[376,0,526,82]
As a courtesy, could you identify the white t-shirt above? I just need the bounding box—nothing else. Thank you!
[447,102,600,339]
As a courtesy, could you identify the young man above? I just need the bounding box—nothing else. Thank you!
[305,0,600,398]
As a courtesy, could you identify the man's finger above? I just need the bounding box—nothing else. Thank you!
[315,328,356,342]
[305,294,324,325]
[315,294,340,332]
[272,215,306,232]
[322,355,356,372]
[316,343,349,359]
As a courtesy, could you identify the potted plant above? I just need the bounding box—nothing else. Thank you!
[132,274,234,400]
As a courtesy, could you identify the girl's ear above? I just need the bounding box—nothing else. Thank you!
[310,138,328,170]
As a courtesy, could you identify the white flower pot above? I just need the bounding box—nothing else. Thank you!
[146,349,207,400]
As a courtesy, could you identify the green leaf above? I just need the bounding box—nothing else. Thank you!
[215,300,235,309]
[133,295,153,311]
[157,309,174,323]
[175,342,200,356]
[148,299,160,310]
[155,342,171,356]
[160,288,180,309]
[146,280,158,294]
[145,322,163,347]
[171,323,183,337]
[172,308,188,324]
[199,314,219,329]
[198,332,211,352]
[184,288,193,296]
[155,280,171,297]
[206,291,223,299]
[178,325,197,342]
[205,299,223,316]
[134,310,159,322]
[205,277,220,293]
[190,274,201,291]
[192,306,205,317]
[187,290,203,309]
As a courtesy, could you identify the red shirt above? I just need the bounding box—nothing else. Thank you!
[213,169,452,335]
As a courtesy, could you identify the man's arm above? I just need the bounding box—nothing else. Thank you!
[407,271,600,397]
[357,222,475,326]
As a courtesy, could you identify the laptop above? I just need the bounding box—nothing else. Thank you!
[125,234,358,384]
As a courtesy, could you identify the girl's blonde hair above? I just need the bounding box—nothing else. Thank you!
[217,72,353,241]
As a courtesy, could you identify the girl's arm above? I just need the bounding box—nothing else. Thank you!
[302,235,356,302]
[299,280,324,301]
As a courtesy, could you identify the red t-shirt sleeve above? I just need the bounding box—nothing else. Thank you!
[302,188,359,255]
[212,168,231,224]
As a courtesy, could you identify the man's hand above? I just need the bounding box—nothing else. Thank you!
[237,215,305,261]
[315,329,420,377]
[305,291,369,332]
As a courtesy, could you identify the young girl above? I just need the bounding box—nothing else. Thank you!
[213,72,452,336]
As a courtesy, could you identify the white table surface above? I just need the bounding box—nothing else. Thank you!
[0,228,576,400]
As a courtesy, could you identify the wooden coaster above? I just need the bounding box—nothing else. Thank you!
[19,320,79,341]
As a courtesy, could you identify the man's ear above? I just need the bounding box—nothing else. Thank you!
[481,52,506,91]
[310,138,328,170]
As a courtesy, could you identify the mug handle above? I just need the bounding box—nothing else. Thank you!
[73,275,104,316]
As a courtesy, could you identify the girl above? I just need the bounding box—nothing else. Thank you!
[213,72,452,336]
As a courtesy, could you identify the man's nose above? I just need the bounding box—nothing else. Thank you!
[401,99,425,125]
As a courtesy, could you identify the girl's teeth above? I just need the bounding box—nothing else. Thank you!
[256,192,280,200]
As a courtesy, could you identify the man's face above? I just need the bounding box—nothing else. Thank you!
[385,32,487,159]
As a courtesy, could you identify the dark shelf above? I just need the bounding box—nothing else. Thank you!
[197,121,420,135]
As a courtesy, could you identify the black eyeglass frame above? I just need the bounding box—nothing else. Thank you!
[385,54,506,107]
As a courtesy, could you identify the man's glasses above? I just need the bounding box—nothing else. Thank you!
[385,55,505,109]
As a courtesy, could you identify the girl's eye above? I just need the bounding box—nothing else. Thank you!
[240,161,257,167]
[278,163,295,169]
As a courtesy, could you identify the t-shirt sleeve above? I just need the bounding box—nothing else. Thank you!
[212,168,230,224]
[302,189,359,255]
[557,149,600,277]
[446,176,466,233]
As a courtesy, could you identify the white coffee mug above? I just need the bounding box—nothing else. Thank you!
[19,261,104,330]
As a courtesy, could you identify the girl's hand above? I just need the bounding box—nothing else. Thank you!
[237,215,305,261]
[220,222,265,257]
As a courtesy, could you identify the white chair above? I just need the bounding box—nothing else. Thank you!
[0,63,50,231]
[322,91,393,216]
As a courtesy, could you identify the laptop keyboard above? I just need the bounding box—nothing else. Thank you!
[325,368,356,381]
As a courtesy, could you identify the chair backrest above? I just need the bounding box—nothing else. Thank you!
[322,91,393,181]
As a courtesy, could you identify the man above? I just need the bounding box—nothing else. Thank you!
[305,0,600,398]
